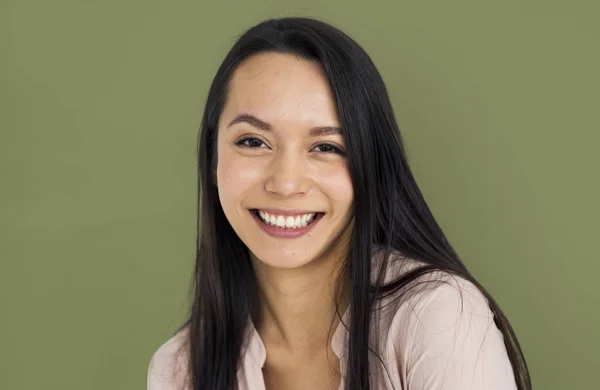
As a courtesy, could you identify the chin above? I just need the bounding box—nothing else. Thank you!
[249,244,325,270]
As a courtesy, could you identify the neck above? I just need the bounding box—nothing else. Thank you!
[251,251,350,353]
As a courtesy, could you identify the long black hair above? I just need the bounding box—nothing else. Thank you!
[182,16,531,390]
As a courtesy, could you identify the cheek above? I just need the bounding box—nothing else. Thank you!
[216,148,264,204]
[321,166,354,211]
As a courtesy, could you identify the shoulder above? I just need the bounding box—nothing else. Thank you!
[406,270,493,321]
[147,325,191,390]
[380,263,498,348]
[371,249,493,317]
[383,269,517,389]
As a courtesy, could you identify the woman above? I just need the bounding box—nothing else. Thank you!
[147,17,531,390]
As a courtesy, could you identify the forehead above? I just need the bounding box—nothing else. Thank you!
[221,52,340,127]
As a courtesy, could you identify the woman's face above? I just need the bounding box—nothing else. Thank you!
[216,52,354,270]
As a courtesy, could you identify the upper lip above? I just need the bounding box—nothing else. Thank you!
[252,208,323,216]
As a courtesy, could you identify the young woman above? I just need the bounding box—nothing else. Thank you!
[147,17,531,390]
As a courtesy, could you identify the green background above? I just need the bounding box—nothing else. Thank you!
[1,1,598,388]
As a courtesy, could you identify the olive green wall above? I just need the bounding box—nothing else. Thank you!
[1,1,597,389]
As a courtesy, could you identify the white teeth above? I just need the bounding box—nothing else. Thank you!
[256,210,317,229]
[285,216,294,228]
[276,215,285,227]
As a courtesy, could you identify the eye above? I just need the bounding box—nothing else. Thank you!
[235,137,268,149]
[235,137,345,155]
[312,143,346,155]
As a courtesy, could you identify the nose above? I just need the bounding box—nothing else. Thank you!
[264,149,311,198]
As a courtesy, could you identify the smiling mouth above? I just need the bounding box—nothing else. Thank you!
[250,209,324,229]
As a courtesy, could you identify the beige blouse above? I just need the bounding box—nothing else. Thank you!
[147,257,518,389]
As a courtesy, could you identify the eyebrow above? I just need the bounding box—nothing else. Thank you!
[227,113,343,137]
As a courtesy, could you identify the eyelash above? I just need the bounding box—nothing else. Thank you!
[235,137,346,156]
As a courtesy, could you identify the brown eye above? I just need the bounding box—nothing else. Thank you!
[235,137,267,148]
[312,143,346,155]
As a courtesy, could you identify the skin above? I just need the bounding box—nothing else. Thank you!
[216,52,354,388]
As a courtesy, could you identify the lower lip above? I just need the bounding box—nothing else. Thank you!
[250,210,324,239]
